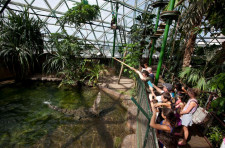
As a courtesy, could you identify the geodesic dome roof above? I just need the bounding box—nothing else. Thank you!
[1,0,158,57]
[1,0,225,58]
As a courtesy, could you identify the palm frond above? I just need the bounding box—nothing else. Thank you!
[196,77,207,90]
[179,67,191,79]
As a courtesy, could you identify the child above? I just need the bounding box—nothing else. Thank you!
[153,92,172,109]
[151,83,175,103]
[178,88,198,145]
[175,93,185,112]
[141,63,149,72]
[152,92,172,124]
[174,93,185,127]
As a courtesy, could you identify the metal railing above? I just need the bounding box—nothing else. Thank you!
[131,76,158,148]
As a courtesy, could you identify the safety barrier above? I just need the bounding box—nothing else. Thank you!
[131,76,159,148]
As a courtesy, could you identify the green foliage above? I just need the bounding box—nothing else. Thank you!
[44,32,105,87]
[60,1,100,26]
[113,136,122,148]
[43,33,84,74]
[131,12,155,43]
[136,13,156,24]
[209,73,225,94]
[179,43,225,91]
[0,8,44,79]
[43,33,85,87]
[208,73,225,115]
[180,0,225,35]
[179,67,207,90]
[130,25,143,42]
[82,60,106,86]
[207,126,224,148]
[122,43,142,78]
[210,97,225,115]
[205,0,225,35]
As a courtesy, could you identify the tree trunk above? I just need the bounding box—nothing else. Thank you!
[182,31,197,68]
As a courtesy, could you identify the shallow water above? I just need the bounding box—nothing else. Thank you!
[0,81,128,148]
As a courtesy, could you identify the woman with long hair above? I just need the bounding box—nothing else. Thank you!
[150,103,178,148]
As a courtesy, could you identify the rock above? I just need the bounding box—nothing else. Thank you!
[121,134,137,148]
[126,105,137,133]
[74,116,81,120]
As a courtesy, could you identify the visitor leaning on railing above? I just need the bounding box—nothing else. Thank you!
[134,69,154,94]
[149,95,178,148]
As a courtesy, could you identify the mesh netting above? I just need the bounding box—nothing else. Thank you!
[135,76,158,148]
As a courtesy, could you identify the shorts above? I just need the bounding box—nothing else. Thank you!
[181,113,193,127]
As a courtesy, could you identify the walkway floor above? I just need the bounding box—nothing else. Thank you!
[100,68,212,148]
[178,125,212,148]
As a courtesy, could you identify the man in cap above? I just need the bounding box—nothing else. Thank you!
[150,83,175,103]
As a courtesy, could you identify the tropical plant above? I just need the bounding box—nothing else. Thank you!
[207,126,224,148]
[210,97,225,115]
[179,67,207,90]
[44,33,104,87]
[136,13,156,25]
[60,0,100,26]
[209,73,225,96]
[178,0,225,67]
[43,34,83,74]
[179,1,206,67]
[122,43,143,78]
[208,73,225,115]
[83,61,106,86]
[179,43,225,91]
[0,8,44,79]
[130,24,143,42]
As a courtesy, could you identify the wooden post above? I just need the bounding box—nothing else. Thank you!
[117,50,127,83]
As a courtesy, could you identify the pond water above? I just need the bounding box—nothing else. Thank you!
[0,81,128,148]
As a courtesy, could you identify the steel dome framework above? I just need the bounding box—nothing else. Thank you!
[1,0,224,57]
[1,0,158,57]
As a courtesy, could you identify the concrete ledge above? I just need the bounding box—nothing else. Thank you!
[97,84,130,100]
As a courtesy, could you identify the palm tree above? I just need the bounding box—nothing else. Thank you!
[179,0,209,67]
[179,0,225,68]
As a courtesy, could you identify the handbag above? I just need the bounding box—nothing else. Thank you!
[192,107,209,124]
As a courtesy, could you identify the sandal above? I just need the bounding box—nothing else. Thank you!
[178,140,186,146]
